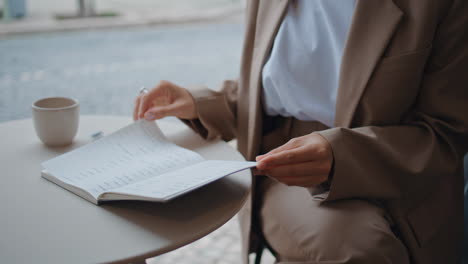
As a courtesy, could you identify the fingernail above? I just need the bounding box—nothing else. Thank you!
[145,112,155,120]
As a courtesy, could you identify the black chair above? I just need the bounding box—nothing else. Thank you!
[463,154,467,264]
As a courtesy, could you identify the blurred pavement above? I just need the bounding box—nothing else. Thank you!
[0,0,244,36]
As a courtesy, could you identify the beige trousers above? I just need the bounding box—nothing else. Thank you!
[252,116,410,264]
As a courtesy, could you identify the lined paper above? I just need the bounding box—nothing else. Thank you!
[110,160,257,200]
[42,120,204,198]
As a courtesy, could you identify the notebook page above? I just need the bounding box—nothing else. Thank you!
[42,120,204,198]
[107,160,257,201]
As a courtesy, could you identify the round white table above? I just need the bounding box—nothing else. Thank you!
[0,115,251,264]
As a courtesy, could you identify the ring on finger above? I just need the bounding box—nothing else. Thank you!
[139,86,149,95]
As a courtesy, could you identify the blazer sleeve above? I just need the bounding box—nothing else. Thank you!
[182,80,238,141]
[317,0,468,204]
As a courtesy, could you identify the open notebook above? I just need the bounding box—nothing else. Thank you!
[41,120,257,204]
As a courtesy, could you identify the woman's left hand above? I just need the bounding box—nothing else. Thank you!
[255,133,334,187]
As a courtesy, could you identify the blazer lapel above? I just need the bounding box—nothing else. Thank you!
[335,0,403,127]
[246,0,290,158]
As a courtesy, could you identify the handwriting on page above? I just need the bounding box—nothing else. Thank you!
[42,120,204,198]
[110,160,257,200]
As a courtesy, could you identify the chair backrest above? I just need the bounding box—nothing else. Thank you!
[463,154,467,264]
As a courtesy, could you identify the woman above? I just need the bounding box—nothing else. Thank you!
[134,0,468,263]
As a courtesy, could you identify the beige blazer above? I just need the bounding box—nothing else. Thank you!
[186,0,468,263]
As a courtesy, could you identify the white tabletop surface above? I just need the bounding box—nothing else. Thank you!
[0,115,251,264]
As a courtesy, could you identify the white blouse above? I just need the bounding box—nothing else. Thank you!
[262,0,356,127]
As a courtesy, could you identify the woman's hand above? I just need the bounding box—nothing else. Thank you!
[133,80,197,121]
[255,133,333,187]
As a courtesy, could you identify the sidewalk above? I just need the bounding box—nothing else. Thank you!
[0,0,244,36]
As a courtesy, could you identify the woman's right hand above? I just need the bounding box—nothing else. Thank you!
[133,80,198,121]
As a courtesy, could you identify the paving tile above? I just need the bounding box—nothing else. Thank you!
[147,215,277,264]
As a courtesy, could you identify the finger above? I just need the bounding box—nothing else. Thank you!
[256,146,292,162]
[138,93,149,119]
[263,161,330,180]
[257,146,313,170]
[144,104,180,120]
[272,173,329,187]
[255,154,272,162]
[133,96,142,121]
[139,90,170,119]
[257,137,304,160]
[140,82,172,119]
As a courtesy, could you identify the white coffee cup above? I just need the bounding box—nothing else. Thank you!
[32,97,80,147]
